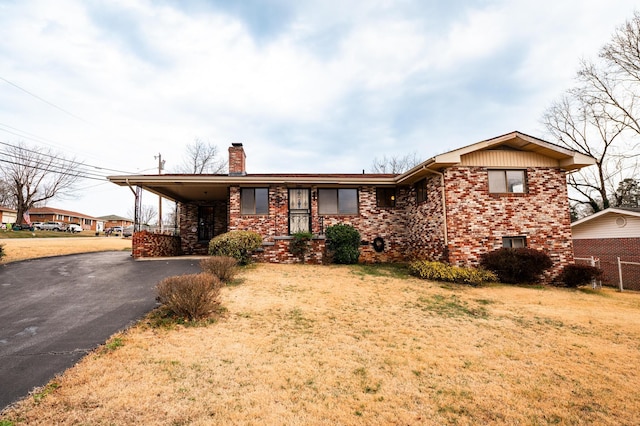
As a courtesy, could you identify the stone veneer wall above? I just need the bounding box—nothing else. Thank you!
[132,230,181,258]
[444,166,574,280]
[574,238,640,290]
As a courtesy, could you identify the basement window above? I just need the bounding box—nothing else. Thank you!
[502,236,526,248]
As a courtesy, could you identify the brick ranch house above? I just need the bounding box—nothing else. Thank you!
[108,131,594,278]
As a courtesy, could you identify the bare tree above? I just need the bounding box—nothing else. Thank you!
[542,88,626,212]
[0,180,16,208]
[175,138,227,174]
[128,204,157,226]
[0,142,81,224]
[543,12,640,215]
[370,152,422,174]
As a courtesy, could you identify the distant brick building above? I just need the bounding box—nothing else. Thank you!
[109,131,594,279]
[28,207,99,231]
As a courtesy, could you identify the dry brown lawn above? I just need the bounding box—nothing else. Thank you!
[2,263,640,425]
[0,236,131,263]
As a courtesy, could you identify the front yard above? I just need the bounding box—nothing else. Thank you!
[2,263,640,425]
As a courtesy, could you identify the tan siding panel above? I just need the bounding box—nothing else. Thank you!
[572,213,640,239]
[460,151,559,167]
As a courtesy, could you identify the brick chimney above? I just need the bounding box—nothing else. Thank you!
[228,143,246,176]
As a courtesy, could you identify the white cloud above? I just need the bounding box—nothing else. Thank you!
[0,0,638,217]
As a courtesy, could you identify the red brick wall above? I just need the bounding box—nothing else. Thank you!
[444,167,574,280]
[173,166,574,275]
[227,184,410,262]
[252,237,326,264]
[405,175,447,261]
[132,231,181,258]
[574,238,640,290]
[228,144,246,175]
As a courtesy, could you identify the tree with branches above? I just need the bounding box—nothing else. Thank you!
[128,204,157,226]
[175,138,227,174]
[0,142,81,224]
[370,152,421,174]
[543,12,640,215]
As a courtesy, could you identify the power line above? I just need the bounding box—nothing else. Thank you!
[0,76,92,125]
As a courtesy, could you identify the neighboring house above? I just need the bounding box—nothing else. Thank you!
[96,215,134,230]
[108,131,594,279]
[28,207,99,231]
[572,207,640,289]
[0,206,17,225]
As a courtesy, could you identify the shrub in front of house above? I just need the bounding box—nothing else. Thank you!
[200,256,239,283]
[408,260,497,286]
[479,248,553,284]
[0,243,5,260]
[156,273,223,321]
[325,224,360,264]
[289,232,313,262]
[208,230,263,265]
[557,264,603,288]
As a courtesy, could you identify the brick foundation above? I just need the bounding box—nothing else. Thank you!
[574,238,640,290]
[132,231,181,258]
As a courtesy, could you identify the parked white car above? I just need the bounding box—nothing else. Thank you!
[66,224,83,233]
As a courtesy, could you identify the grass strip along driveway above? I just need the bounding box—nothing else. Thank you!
[2,263,640,425]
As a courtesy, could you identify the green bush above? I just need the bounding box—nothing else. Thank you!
[558,264,603,288]
[200,256,239,283]
[325,224,360,264]
[408,260,497,286]
[479,248,553,284]
[156,273,222,321]
[289,232,313,261]
[0,243,5,260]
[208,230,263,265]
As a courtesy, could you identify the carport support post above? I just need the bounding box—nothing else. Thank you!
[617,257,624,292]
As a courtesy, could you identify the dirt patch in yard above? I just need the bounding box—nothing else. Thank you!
[2,263,640,425]
[0,237,131,263]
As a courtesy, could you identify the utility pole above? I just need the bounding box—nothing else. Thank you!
[155,153,165,232]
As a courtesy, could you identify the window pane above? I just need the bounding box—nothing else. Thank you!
[415,179,427,203]
[377,188,395,207]
[241,188,255,214]
[318,189,337,214]
[488,171,507,193]
[506,170,525,193]
[512,237,525,248]
[255,188,269,214]
[338,189,358,214]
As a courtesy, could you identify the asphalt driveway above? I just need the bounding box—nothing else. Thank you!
[0,251,202,410]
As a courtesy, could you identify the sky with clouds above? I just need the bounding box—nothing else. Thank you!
[0,0,638,219]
